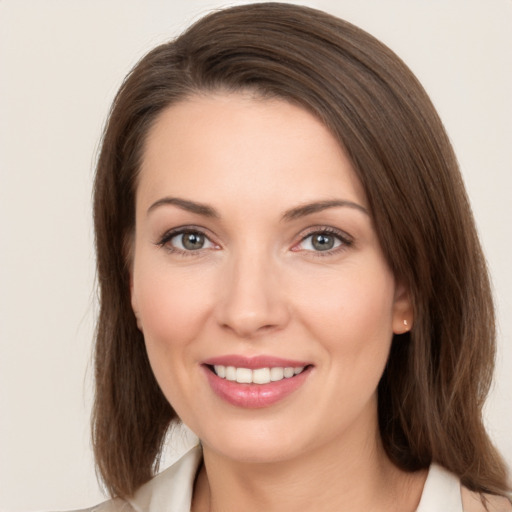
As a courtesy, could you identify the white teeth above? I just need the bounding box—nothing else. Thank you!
[283,367,294,378]
[212,365,305,384]
[270,367,284,381]
[236,367,252,383]
[253,367,271,384]
[225,366,236,381]
[214,365,226,378]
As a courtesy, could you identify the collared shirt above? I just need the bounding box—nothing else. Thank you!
[77,444,510,512]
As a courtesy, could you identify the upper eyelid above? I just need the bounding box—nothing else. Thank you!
[155,226,218,250]
[297,226,353,242]
[155,225,353,250]
[291,227,354,254]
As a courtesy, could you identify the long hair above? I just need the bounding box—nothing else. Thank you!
[92,2,509,498]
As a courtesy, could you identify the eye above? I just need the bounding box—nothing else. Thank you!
[176,231,207,250]
[301,232,341,251]
[158,229,217,252]
[294,228,351,253]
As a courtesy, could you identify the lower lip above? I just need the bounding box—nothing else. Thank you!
[203,366,312,408]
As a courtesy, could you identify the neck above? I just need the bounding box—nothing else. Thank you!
[192,416,426,512]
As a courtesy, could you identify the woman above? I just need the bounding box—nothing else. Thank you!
[88,3,511,511]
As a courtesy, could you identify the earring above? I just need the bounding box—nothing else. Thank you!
[403,319,408,327]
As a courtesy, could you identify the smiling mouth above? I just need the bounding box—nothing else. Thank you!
[208,365,308,384]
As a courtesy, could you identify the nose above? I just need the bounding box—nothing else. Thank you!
[214,250,290,339]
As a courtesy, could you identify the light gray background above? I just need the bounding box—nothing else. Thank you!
[0,1,511,510]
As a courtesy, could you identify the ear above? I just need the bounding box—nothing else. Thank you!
[392,281,413,335]
[130,273,143,332]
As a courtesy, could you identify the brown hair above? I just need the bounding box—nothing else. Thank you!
[92,2,509,499]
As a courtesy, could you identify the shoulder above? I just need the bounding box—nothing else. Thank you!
[461,487,512,512]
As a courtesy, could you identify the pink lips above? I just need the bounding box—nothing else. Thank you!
[202,355,312,409]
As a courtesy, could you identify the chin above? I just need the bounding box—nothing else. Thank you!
[197,420,313,465]
[211,441,301,465]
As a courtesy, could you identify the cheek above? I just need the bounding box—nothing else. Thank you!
[294,257,396,368]
[131,260,218,411]
[132,260,216,352]
[302,262,394,329]
[306,261,396,413]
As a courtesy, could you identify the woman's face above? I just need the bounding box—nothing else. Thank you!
[131,93,411,463]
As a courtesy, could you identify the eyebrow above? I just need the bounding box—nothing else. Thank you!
[281,199,368,221]
[147,196,368,220]
[147,197,219,218]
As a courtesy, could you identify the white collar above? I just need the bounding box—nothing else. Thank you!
[125,446,462,512]
[416,463,462,512]
[127,443,202,512]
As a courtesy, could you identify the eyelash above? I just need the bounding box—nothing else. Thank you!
[155,226,217,256]
[293,227,353,257]
[155,226,353,256]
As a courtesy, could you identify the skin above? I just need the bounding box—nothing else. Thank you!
[130,92,425,511]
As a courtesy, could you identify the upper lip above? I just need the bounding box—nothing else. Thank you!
[202,354,311,369]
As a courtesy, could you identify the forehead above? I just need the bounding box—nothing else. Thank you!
[137,92,367,214]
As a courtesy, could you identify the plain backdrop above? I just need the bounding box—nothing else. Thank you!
[0,1,511,510]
